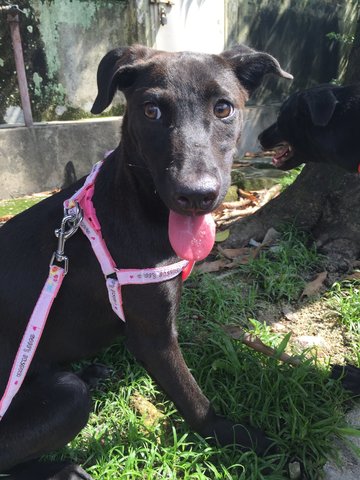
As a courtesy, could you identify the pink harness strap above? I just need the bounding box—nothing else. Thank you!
[0,158,194,420]
[65,160,193,321]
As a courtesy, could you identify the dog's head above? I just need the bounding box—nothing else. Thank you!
[91,45,292,260]
[258,84,358,171]
[92,44,292,214]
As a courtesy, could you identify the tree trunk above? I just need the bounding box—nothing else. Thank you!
[227,164,360,271]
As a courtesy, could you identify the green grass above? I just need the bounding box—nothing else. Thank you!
[2,201,357,478]
[328,280,360,335]
[238,226,323,302]
[0,195,50,218]
[328,278,360,367]
[41,229,357,479]
[45,315,356,479]
[278,166,303,191]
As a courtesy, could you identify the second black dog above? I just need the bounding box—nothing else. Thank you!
[259,83,360,172]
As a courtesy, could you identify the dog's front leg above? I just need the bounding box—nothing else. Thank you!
[124,282,273,455]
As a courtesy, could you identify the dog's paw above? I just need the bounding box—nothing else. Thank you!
[330,364,360,396]
[5,461,93,480]
[49,464,94,480]
[77,363,114,388]
[210,416,276,455]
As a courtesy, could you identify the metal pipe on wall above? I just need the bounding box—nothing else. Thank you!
[6,9,33,127]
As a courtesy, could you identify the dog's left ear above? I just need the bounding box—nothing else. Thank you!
[303,89,338,127]
[221,44,293,96]
[91,45,156,114]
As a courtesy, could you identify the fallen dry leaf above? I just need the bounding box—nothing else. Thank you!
[217,246,252,260]
[238,188,259,203]
[262,227,281,247]
[195,259,230,273]
[225,256,251,266]
[0,215,14,223]
[344,271,360,282]
[301,271,328,298]
[218,206,258,221]
[252,227,282,259]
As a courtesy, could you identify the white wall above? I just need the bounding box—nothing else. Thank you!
[153,0,225,54]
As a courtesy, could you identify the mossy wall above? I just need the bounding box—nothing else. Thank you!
[225,0,359,104]
[0,0,157,122]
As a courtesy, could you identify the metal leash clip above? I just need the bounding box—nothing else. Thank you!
[50,202,83,274]
[0,3,27,14]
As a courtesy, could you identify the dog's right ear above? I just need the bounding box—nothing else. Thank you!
[91,45,155,114]
[303,89,338,127]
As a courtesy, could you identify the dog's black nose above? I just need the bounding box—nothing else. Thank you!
[174,181,220,213]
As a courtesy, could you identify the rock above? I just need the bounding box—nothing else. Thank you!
[288,461,302,480]
[295,335,326,348]
[282,304,298,321]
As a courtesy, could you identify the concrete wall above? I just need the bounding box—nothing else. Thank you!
[0,104,277,199]
[0,118,121,199]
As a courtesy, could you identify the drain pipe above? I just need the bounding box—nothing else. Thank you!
[2,5,33,126]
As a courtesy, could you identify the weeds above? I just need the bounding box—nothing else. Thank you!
[46,317,354,479]
[2,200,357,478]
[238,226,323,302]
[0,195,50,218]
[328,280,360,336]
[328,278,360,367]
[42,228,355,479]
[278,166,303,191]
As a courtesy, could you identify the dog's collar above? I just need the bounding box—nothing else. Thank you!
[0,156,194,422]
[358,163,360,174]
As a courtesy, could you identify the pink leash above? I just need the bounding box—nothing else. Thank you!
[0,158,194,421]
[0,266,65,420]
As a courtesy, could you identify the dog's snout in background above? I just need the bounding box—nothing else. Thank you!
[258,83,360,173]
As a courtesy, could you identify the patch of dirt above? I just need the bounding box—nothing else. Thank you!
[267,299,352,365]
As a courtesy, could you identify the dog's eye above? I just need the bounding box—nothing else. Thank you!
[144,102,161,120]
[214,100,234,119]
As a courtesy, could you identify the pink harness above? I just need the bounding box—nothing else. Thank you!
[0,158,194,421]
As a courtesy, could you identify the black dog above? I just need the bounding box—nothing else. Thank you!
[259,83,360,172]
[0,44,291,479]
[259,83,360,396]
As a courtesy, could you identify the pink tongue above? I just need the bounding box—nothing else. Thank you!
[168,211,216,261]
